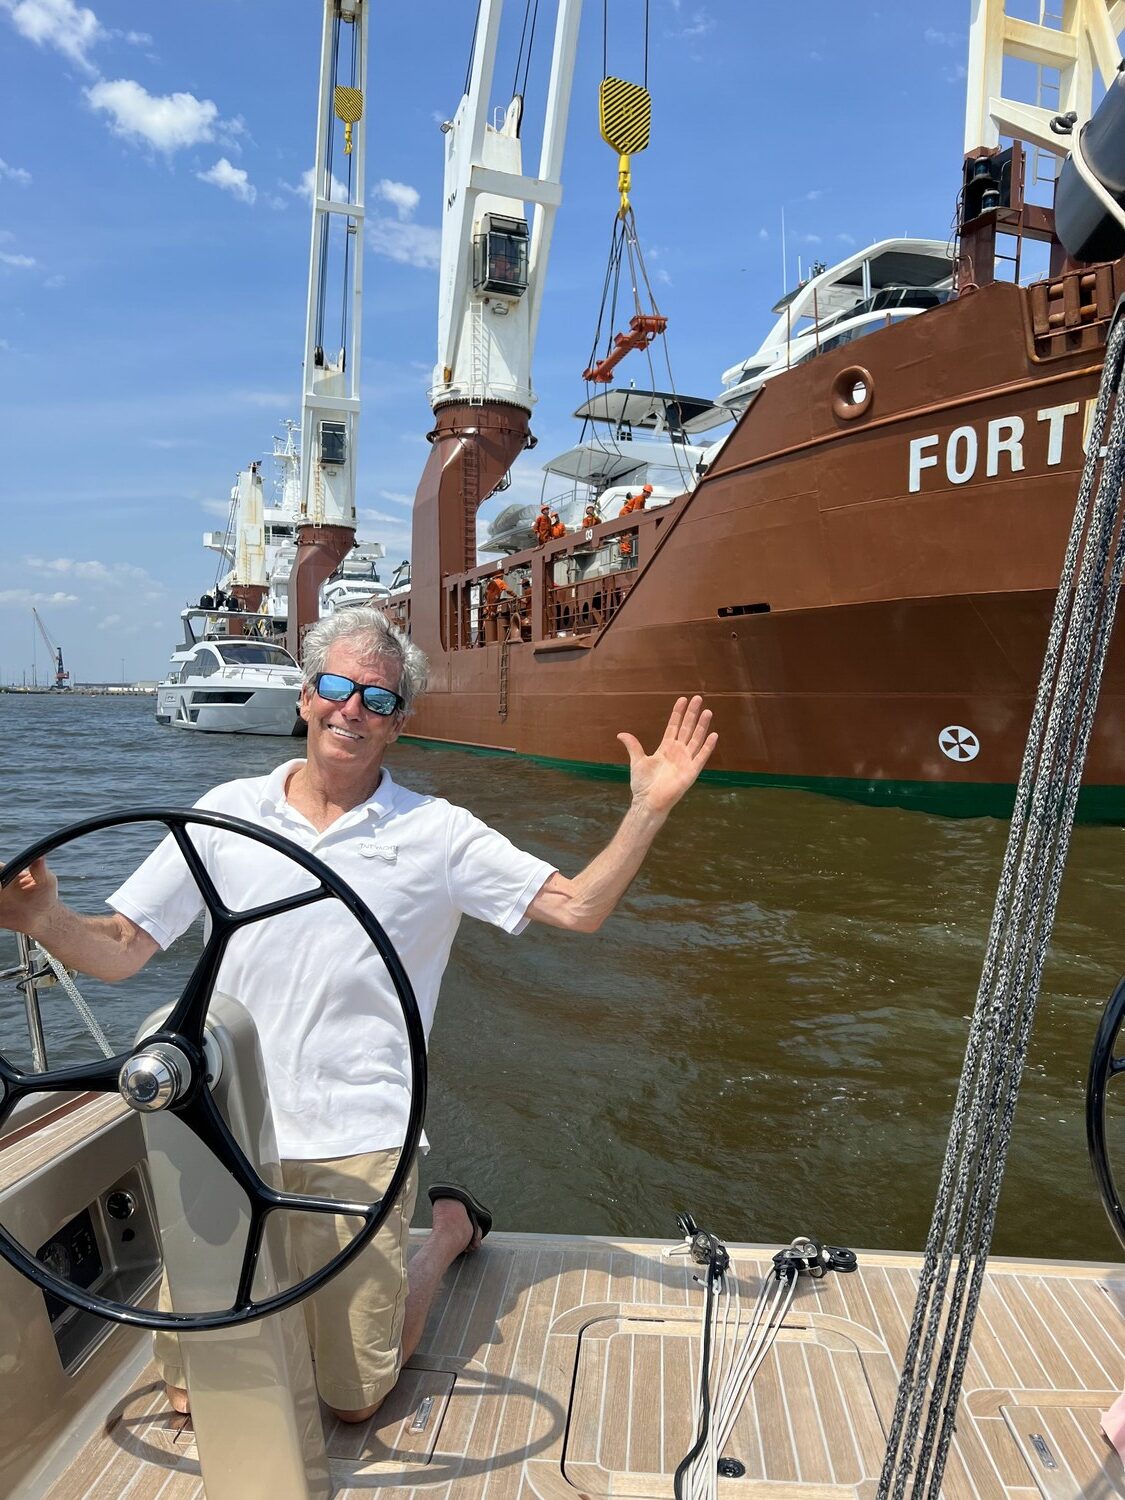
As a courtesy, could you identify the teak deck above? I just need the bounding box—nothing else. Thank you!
[35,1230,1125,1499]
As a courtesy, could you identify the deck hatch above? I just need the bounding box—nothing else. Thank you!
[1000,1402,1123,1500]
[563,1310,885,1494]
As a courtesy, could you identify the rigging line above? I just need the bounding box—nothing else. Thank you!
[519,0,541,103]
[643,0,649,88]
[316,15,343,353]
[581,213,625,391]
[877,315,1125,1500]
[584,214,653,482]
[337,13,357,358]
[464,0,481,99]
[602,0,608,79]
[511,0,538,101]
[512,0,531,97]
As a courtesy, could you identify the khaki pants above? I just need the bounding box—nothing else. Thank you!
[155,1148,418,1412]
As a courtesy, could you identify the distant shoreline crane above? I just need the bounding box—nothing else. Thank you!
[31,608,70,689]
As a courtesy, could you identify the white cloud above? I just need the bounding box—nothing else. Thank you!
[25,556,152,583]
[1,0,101,71]
[669,8,715,40]
[233,389,295,409]
[367,176,439,268]
[837,233,857,246]
[196,157,256,204]
[0,157,31,185]
[0,250,36,268]
[758,227,769,241]
[0,588,79,604]
[201,498,233,517]
[378,490,413,506]
[654,267,672,286]
[372,178,420,221]
[369,219,441,269]
[86,78,219,152]
[286,166,348,203]
[924,27,960,46]
[358,508,408,525]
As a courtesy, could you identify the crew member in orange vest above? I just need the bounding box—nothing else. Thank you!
[484,571,516,617]
[618,491,635,517]
[582,504,599,529]
[634,484,653,511]
[549,511,566,539]
[532,504,551,546]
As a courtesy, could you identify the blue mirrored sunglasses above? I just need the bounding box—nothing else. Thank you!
[314,672,404,717]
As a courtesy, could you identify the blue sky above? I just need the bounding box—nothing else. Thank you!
[1,0,987,683]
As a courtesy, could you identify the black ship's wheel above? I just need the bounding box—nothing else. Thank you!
[0,808,427,1330]
[1086,975,1125,1251]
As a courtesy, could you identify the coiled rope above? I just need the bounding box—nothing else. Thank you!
[879,304,1125,1500]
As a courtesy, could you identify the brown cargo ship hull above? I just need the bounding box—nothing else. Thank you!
[401,272,1125,819]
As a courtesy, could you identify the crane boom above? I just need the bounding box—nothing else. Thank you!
[31,608,70,689]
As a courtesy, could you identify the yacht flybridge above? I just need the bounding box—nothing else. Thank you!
[713,238,955,415]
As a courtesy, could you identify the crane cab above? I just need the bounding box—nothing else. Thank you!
[473,213,529,299]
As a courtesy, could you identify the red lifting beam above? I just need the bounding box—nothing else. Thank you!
[582,312,668,383]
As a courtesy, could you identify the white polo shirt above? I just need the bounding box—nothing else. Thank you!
[109,760,556,1159]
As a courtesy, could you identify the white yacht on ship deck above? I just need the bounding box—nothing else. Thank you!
[479,237,954,553]
[714,236,955,413]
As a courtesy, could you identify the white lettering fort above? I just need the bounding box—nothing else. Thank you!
[907,402,1081,493]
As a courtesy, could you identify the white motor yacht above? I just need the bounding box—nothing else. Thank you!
[155,609,304,737]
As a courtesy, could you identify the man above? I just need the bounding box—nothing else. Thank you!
[532,504,551,546]
[483,570,516,616]
[0,608,716,1426]
[549,510,566,539]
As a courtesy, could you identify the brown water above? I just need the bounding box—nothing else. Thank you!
[2,692,1124,1261]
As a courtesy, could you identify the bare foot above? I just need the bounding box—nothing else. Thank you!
[166,1382,190,1415]
[430,1197,479,1254]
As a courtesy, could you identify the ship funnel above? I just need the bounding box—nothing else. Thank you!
[1055,73,1125,264]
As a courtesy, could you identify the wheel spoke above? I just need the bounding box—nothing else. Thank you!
[1,1053,123,1106]
[269,1187,376,1219]
[175,1086,272,1211]
[162,930,232,1045]
[234,1206,270,1311]
[168,821,230,923]
[228,884,333,930]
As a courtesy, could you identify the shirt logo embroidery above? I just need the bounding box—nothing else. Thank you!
[359,840,398,862]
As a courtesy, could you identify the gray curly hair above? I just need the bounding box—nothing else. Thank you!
[301,608,429,717]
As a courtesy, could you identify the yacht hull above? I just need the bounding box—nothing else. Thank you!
[155,684,303,736]
[403,269,1125,818]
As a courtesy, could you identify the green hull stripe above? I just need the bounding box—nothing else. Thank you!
[401,735,1125,823]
